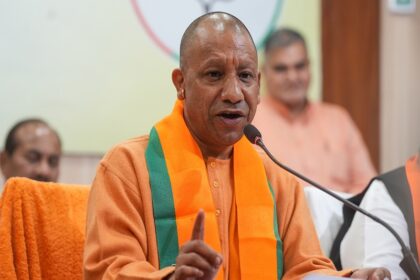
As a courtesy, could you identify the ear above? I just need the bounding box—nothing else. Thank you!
[172,68,185,100]
[0,151,9,176]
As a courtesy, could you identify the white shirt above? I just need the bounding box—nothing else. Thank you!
[340,179,410,280]
[304,186,351,256]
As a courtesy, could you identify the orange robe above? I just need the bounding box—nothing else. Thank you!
[83,136,352,279]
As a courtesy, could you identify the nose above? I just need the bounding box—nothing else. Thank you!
[35,159,53,181]
[221,75,244,103]
[287,69,299,83]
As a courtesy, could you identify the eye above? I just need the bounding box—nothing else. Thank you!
[239,71,254,81]
[295,62,307,71]
[25,151,41,164]
[273,65,287,73]
[48,156,60,168]
[206,70,223,80]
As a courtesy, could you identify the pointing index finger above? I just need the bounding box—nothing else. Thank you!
[191,209,205,240]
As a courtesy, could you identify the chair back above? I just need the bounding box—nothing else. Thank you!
[0,177,90,280]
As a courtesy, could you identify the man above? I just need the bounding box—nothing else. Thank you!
[0,118,61,187]
[253,28,375,193]
[335,149,420,279]
[83,13,389,279]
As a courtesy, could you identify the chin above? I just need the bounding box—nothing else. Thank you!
[219,132,243,146]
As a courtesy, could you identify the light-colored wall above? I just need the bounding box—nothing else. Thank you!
[58,153,102,185]
[380,1,420,171]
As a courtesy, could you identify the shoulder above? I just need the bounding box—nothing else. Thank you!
[253,145,302,199]
[312,102,351,119]
[97,135,150,187]
[102,135,150,164]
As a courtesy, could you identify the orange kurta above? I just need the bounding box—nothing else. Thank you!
[253,96,376,193]
[83,135,351,279]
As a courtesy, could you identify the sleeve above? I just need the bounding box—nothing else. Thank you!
[342,110,377,193]
[268,165,353,279]
[340,180,410,280]
[83,162,174,280]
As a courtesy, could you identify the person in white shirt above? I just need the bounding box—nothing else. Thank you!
[335,151,420,280]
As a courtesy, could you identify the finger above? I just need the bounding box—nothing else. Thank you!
[180,240,223,268]
[176,251,215,272]
[371,268,391,280]
[191,209,205,240]
[173,265,204,279]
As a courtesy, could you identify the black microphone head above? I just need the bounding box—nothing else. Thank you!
[243,124,262,144]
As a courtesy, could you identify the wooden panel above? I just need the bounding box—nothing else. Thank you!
[322,0,380,169]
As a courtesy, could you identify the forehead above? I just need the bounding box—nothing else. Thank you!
[187,22,257,63]
[266,42,308,64]
[14,124,61,152]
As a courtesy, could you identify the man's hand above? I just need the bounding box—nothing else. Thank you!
[171,210,223,280]
[351,267,391,280]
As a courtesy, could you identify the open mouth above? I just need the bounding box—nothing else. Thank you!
[219,112,243,119]
[216,111,246,127]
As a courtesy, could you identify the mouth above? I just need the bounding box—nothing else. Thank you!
[216,110,246,127]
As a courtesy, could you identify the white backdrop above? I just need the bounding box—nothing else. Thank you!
[0,0,321,153]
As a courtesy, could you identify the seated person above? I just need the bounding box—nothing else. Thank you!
[333,150,420,280]
[0,118,61,189]
[83,12,389,280]
[253,28,375,194]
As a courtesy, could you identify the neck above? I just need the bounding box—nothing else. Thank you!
[183,114,233,160]
[195,137,233,160]
[284,99,308,118]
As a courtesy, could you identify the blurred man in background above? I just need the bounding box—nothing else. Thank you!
[253,28,375,194]
[0,118,61,188]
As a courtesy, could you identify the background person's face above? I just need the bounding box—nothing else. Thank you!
[263,42,310,109]
[0,124,61,182]
[176,26,260,156]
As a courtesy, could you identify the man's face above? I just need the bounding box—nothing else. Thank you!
[173,24,260,156]
[263,42,310,109]
[0,124,61,182]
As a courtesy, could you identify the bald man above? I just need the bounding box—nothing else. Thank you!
[0,119,61,186]
[83,12,390,280]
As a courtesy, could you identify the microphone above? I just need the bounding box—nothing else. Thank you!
[243,124,420,279]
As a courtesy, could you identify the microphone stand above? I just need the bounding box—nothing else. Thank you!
[254,137,420,279]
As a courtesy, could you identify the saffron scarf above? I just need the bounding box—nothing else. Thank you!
[145,101,283,279]
[406,155,420,262]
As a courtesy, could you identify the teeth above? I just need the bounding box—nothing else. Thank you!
[221,113,240,119]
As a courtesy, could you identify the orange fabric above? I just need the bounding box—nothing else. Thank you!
[84,135,352,279]
[207,157,235,278]
[405,155,420,262]
[232,137,279,278]
[154,101,279,279]
[155,104,223,280]
[253,96,376,193]
[0,177,89,280]
[228,184,241,280]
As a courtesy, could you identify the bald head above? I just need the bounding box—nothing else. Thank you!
[179,12,256,70]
